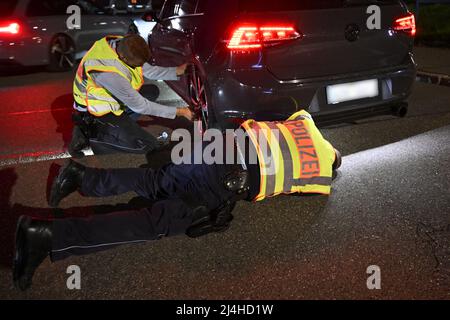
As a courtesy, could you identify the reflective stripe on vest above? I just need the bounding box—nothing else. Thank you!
[73,36,144,117]
[241,110,336,201]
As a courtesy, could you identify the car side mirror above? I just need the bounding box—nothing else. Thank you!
[143,11,160,23]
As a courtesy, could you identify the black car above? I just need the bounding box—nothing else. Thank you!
[146,0,417,130]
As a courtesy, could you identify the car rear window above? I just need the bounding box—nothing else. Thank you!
[0,1,18,17]
[239,0,399,12]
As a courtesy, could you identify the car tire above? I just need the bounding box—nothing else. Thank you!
[47,35,76,72]
[188,64,219,134]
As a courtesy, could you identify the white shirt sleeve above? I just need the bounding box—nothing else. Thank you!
[91,72,177,119]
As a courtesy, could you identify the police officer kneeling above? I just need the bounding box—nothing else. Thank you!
[70,34,194,157]
[13,110,342,291]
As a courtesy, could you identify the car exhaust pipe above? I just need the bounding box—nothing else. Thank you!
[391,103,408,118]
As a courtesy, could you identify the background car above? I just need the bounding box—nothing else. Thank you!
[145,0,417,130]
[103,0,152,15]
[129,1,163,42]
[0,0,134,72]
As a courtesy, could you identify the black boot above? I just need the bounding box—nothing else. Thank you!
[49,159,86,208]
[68,125,89,159]
[13,216,53,291]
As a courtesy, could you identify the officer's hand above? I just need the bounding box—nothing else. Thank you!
[176,63,189,76]
[176,107,195,121]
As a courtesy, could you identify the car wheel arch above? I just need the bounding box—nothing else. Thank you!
[47,33,77,71]
[188,58,223,130]
[48,33,77,54]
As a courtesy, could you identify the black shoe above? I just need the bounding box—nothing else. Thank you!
[68,126,89,159]
[13,216,53,291]
[49,160,86,208]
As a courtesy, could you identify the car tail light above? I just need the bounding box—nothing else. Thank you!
[0,22,21,35]
[393,13,416,36]
[227,24,301,50]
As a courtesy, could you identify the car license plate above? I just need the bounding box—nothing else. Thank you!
[326,79,379,105]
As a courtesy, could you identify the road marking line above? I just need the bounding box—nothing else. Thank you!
[3,107,69,116]
[0,148,93,167]
[1,99,183,117]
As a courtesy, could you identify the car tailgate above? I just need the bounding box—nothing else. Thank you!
[236,0,413,80]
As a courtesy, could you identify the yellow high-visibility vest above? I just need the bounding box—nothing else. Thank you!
[73,36,144,117]
[241,110,336,201]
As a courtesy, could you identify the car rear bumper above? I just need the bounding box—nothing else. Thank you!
[209,58,416,126]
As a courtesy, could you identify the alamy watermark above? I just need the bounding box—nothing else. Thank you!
[366,265,381,290]
[64,4,382,35]
[66,265,81,290]
[367,5,382,30]
[66,5,81,30]
[170,126,260,166]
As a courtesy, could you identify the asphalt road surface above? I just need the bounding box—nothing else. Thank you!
[0,66,449,299]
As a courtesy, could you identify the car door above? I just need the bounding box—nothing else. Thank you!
[150,0,203,98]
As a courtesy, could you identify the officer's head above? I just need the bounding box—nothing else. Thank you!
[117,34,151,68]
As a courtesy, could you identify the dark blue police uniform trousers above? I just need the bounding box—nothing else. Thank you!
[75,83,162,155]
[51,161,235,261]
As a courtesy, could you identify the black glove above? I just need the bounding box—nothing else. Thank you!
[223,168,250,199]
[186,201,235,238]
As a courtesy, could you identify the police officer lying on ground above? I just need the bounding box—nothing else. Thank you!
[13,110,342,291]
[69,34,194,158]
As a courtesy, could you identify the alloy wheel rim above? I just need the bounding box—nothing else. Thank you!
[188,66,209,134]
[51,36,75,69]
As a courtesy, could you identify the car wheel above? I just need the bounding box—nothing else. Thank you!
[188,65,217,134]
[48,35,75,72]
